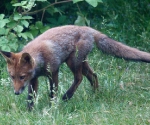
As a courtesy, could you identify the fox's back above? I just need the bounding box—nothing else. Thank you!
[22,25,96,63]
[23,25,96,48]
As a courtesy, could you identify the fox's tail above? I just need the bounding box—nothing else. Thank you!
[93,31,150,63]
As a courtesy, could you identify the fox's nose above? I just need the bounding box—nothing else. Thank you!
[14,91,20,95]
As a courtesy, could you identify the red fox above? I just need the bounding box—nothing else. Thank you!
[1,25,150,110]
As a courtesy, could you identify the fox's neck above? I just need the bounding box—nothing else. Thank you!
[32,55,45,76]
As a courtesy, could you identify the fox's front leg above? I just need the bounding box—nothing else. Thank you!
[27,77,38,111]
[48,69,59,98]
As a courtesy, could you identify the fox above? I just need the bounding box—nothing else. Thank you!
[1,25,150,110]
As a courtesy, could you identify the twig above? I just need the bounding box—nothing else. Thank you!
[41,9,45,22]
[22,0,73,15]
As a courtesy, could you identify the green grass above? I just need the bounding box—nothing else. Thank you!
[0,48,150,125]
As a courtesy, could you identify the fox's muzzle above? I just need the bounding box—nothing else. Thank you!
[14,91,20,95]
[14,86,25,95]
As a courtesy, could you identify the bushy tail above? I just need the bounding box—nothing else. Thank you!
[94,32,150,63]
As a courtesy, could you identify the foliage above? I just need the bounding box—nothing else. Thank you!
[0,13,33,51]
[0,0,102,51]
[92,0,150,48]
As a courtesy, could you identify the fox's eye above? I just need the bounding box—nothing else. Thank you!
[20,76,26,80]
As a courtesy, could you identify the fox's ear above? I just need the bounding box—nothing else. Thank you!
[19,53,34,67]
[0,51,13,64]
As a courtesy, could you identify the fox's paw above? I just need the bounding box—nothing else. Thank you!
[27,102,34,111]
[62,93,73,101]
[27,106,33,111]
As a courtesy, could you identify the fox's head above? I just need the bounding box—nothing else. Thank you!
[0,51,35,95]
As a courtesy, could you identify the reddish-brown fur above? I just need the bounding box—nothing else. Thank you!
[1,25,150,110]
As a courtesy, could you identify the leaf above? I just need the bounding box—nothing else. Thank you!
[97,0,103,2]
[54,8,61,13]
[0,28,6,35]
[7,21,17,28]
[0,21,6,28]
[10,41,18,51]
[22,1,28,6]
[30,29,39,37]
[0,36,9,44]
[13,25,24,33]
[21,1,28,5]
[73,0,83,3]
[0,19,9,28]
[0,14,5,20]
[74,12,90,26]
[13,1,27,7]
[19,32,34,40]
[40,26,50,33]
[85,0,98,7]
[14,13,22,21]
[22,0,35,10]
[22,16,33,19]
[46,6,55,15]
[0,37,10,51]
[74,15,86,26]
[3,19,10,23]
[35,21,43,29]
[21,20,29,28]
[18,33,26,39]
[13,3,23,7]
[0,29,5,35]
[0,33,18,51]
[8,33,17,39]
[1,46,11,52]
[36,0,47,1]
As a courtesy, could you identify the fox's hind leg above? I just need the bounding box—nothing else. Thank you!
[63,56,83,100]
[63,39,94,100]
[82,61,99,90]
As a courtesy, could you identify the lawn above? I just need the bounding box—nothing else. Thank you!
[0,47,150,125]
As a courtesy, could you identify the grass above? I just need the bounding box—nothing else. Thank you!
[0,47,150,124]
